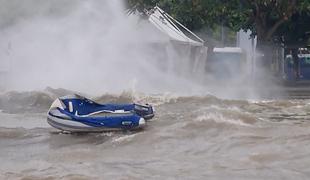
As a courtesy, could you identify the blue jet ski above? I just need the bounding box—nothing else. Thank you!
[47,94,154,132]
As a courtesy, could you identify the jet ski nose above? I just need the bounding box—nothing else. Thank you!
[138,118,146,128]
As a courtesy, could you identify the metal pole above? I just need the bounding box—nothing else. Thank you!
[251,37,255,80]
[221,21,224,46]
[236,31,240,47]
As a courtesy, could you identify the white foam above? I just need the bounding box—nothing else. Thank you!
[194,112,253,127]
[112,133,140,143]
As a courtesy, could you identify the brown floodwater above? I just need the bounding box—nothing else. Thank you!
[1,90,310,180]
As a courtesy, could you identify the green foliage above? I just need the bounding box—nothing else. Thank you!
[276,10,310,47]
[126,0,310,48]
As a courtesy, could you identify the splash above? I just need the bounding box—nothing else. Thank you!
[0,0,286,100]
[0,0,209,95]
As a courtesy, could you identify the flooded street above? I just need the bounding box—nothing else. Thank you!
[1,90,310,179]
[0,0,310,179]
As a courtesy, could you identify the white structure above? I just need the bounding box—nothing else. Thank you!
[213,47,243,53]
[147,6,204,46]
[131,6,209,80]
[236,30,257,77]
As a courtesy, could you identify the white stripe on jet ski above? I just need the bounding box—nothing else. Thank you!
[47,114,91,128]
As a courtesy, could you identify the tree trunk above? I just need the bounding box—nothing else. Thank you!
[256,37,273,70]
[291,48,300,80]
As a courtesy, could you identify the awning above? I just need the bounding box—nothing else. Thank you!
[147,6,204,46]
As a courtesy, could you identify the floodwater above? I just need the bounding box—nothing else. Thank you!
[1,1,310,179]
[1,88,310,180]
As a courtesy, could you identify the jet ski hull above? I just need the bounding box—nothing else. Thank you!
[46,95,153,132]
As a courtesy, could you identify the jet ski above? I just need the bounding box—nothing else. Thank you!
[47,94,154,132]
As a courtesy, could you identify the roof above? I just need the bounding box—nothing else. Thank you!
[213,47,243,53]
[147,7,204,46]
